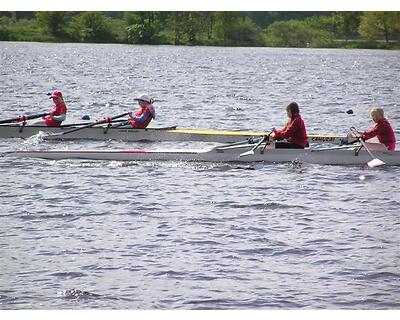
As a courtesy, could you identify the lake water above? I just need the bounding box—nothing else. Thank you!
[0,42,399,310]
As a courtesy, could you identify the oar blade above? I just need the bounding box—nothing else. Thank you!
[367,158,386,168]
[349,127,387,168]
[239,150,254,157]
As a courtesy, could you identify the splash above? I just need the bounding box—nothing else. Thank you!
[22,131,48,145]
[58,289,99,299]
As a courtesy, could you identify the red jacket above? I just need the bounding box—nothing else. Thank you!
[363,118,396,151]
[44,102,67,127]
[274,114,308,147]
[128,105,155,129]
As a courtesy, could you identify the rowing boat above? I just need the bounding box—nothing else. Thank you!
[0,123,350,144]
[12,143,400,166]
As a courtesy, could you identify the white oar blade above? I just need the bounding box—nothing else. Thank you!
[368,158,386,168]
[239,150,254,158]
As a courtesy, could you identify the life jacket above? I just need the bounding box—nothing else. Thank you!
[44,102,67,127]
[128,105,156,129]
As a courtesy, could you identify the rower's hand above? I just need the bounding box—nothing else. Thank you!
[18,115,27,122]
[349,126,362,136]
[270,130,276,141]
[348,129,362,141]
[128,112,133,118]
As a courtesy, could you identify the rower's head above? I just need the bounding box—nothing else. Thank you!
[286,102,299,118]
[370,107,384,123]
[49,90,63,103]
[134,94,152,107]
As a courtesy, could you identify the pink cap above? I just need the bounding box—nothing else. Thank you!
[49,90,63,99]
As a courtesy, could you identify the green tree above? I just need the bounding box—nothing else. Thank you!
[214,12,241,45]
[202,12,215,41]
[123,12,141,25]
[126,12,158,44]
[185,12,205,45]
[127,24,156,44]
[265,19,334,47]
[107,17,127,43]
[177,12,211,45]
[245,12,332,28]
[165,12,188,45]
[70,12,113,42]
[229,16,265,46]
[148,11,216,45]
[359,12,400,43]
[36,11,71,37]
[265,20,307,47]
[333,12,361,40]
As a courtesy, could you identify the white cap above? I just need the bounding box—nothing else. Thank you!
[134,94,152,103]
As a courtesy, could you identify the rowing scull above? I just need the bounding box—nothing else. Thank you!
[12,143,400,166]
[0,124,351,144]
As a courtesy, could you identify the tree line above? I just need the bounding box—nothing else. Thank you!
[0,11,399,49]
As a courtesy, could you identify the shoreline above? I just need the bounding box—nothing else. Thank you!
[1,39,399,50]
[1,12,399,50]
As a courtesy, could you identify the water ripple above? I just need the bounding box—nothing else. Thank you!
[1,43,399,310]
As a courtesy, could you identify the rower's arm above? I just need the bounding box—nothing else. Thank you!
[362,124,379,140]
[132,110,152,124]
[52,113,66,122]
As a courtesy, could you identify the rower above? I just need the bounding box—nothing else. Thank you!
[270,102,308,149]
[115,93,156,129]
[358,107,396,151]
[34,90,68,127]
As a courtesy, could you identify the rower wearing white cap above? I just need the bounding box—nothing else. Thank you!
[126,93,156,129]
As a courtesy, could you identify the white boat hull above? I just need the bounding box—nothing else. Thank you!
[0,124,349,144]
[13,146,400,166]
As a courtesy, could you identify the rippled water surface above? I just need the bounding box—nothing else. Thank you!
[0,43,399,309]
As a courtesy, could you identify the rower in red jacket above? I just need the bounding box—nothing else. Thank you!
[271,102,308,149]
[127,94,156,129]
[361,107,396,151]
[43,90,67,127]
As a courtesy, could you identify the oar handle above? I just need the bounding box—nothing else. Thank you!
[349,126,362,137]
[239,130,273,157]
[252,135,268,151]
[0,112,49,124]
[59,112,129,136]
[349,127,370,153]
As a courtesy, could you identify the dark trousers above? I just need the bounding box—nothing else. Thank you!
[275,142,305,149]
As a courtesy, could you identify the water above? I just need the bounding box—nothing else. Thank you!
[0,43,399,310]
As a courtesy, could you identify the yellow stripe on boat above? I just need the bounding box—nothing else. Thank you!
[167,128,347,141]
[166,128,264,136]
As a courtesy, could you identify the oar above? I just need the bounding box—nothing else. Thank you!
[311,138,361,152]
[217,142,257,151]
[239,131,273,157]
[215,137,259,151]
[111,120,130,128]
[311,144,362,152]
[44,112,129,140]
[0,112,49,124]
[59,119,128,128]
[350,127,385,168]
